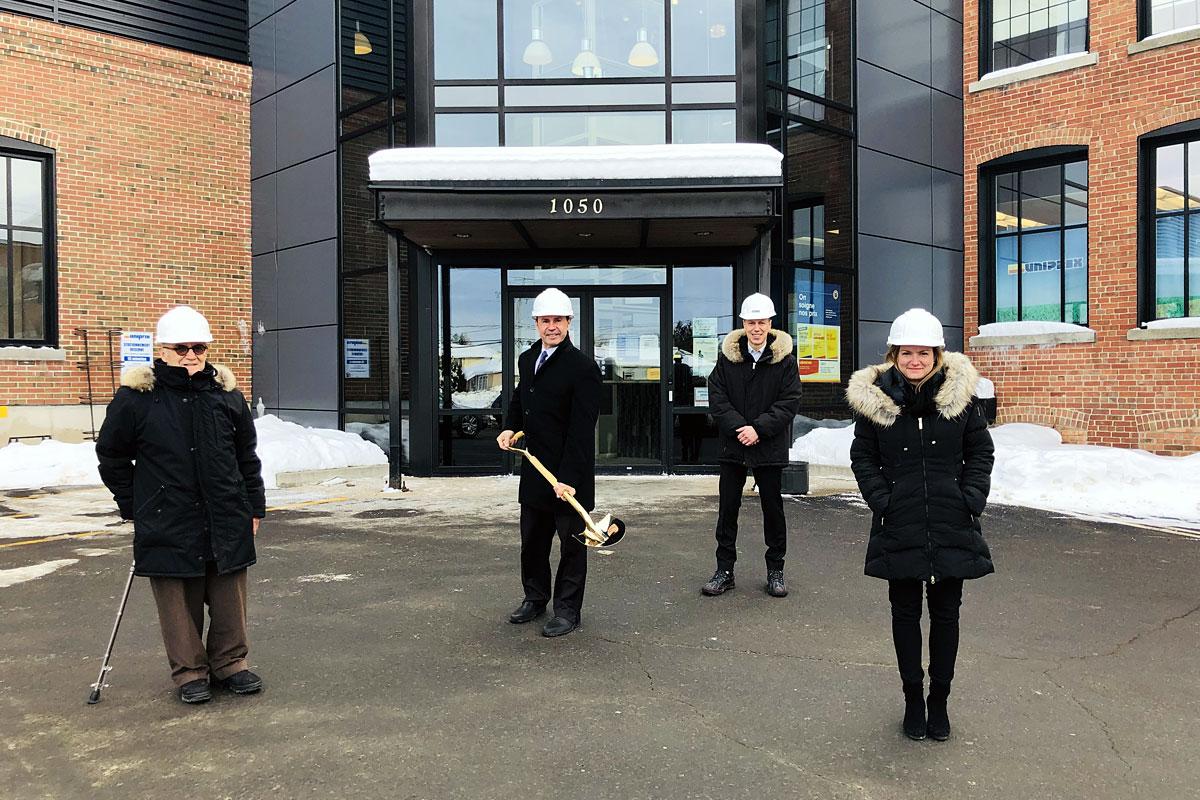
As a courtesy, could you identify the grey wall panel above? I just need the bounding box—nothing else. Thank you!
[275,154,337,250]
[274,0,336,92]
[858,321,892,365]
[858,63,932,167]
[277,410,340,429]
[931,90,964,175]
[930,12,963,98]
[276,66,337,170]
[276,240,338,329]
[942,325,964,353]
[277,326,338,410]
[857,0,931,85]
[931,248,965,329]
[253,253,278,332]
[250,94,277,179]
[250,0,274,27]
[927,0,963,23]
[250,14,275,101]
[857,149,933,245]
[251,174,277,256]
[931,168,964,250]
[858,235,934,322]
[251,330,279,409]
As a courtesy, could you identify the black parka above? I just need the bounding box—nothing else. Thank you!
[504,337,602,511]
[847,352,995,582]
[707,329,803,468]
[96,361,265,578]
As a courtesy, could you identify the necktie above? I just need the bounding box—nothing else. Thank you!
[535,350,549,373]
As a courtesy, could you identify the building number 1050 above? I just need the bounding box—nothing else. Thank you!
[549,197,603,215]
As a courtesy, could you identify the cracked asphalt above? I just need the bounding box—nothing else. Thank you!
[2,478,1199,800]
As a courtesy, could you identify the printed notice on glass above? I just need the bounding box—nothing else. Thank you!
[120,332,154,371]
[639,334,659,365]
[692,317,718,339]
[694,387,709,407]
[794,279,841,383]
[344,338,370,379]
[693,337,720,374]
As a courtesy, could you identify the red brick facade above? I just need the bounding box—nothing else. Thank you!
[963,6,1200,454]
[0,13,251,412]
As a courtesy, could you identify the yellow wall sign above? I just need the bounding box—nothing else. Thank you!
[795,324,841,383]
[0,406,7,419]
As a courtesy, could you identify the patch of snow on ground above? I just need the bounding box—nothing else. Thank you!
[0,559,78,588]
[296,573,355,583]
[0,440,101,490]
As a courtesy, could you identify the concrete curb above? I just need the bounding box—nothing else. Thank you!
[275,464,389,488]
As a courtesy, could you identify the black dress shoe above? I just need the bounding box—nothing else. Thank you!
[542,616,578,637]
[178,678,212,704]
[701,570,735,596]
[217,670,263,695]
[509,600,547,624]
[766,570,788,598]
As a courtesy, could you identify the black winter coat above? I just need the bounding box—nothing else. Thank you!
[847,352,995,582]
[96,361,265,578]
[707,329,803,468]
[504,337,602,511]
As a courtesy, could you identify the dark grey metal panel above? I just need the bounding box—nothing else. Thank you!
[249,0,274,27]
[942,325,964,352]
[857,149,933,246]
[858,235,934,323]
[275,154,337,250]
[275,66,337,170]
[931,90,964,175]
[931,248,965,329]
[277,410,340,428]
[250,94,276,180]
[251,173,277,256]
[926,0,963,23]
[252,252,278,332]
[250,13,276,101]
[857,63,932,167]
[274,0,335,93]
[856,0,931,85]
[857,320,892,366]
[278,326,339,411]
[276,239,337,329]
[251,329,279,409]
[931,168,964,250]
[930,11,964,98]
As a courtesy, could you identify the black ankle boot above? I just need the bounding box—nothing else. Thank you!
[902,683,926,740]
[926,682,951,741]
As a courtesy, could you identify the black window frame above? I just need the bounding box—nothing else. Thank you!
[978,0,1091,78]
[0,137,57,348]
[978,147,1090,326]
[1138,119,1200,323]
[1138,0,1200,39]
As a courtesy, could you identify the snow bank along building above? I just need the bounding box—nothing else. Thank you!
[0,2,250,441]
[249,0,966,480]
[963,1,1200,453]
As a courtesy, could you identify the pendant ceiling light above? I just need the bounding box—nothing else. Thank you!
[353,21,372,55]
[627,27,659,67]
[523,28,553,65]
[571,38,602,77]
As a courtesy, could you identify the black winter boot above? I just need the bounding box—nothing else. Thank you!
[926,681,951,741]
[902,683,926,740]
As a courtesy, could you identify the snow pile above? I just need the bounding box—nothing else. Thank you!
[790,422,1200,529]
[1144,316,1200,329]
[0,440,101,490]
[977,320,1090,336]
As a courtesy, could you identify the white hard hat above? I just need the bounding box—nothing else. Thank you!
[887,308,944,348]
[739,292,776,320]
[531,287,574,318]
[156,305,214,344]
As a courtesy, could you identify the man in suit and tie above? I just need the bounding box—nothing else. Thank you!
[497,287,602,637]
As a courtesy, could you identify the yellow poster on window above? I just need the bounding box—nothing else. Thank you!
[796,324,840,383]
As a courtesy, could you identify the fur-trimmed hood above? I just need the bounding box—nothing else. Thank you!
[720,329,795,364]
[846,351,979,427]
[121,362,238,393]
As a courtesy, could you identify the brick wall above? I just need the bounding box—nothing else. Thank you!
[963,5,1200,454]
[0,13,251,408]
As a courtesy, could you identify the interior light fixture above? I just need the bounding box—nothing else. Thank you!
[523,27,553,66]
[627,28,659,67]
[572,38,602,77]
[353,21,372,55]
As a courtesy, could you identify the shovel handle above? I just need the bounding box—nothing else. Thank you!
[510,432,605,544]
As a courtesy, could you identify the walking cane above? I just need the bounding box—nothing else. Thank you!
[87,562,136,705]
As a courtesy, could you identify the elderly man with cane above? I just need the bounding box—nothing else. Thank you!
[701,293,803,598]
[95,305,265,704]
[497,287,602,638]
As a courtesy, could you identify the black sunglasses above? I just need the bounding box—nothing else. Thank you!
[166,344,209,356]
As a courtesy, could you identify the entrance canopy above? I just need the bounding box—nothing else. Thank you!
[368,143,782,250]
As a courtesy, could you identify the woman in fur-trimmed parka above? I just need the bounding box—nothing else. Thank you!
[847,308,994,743]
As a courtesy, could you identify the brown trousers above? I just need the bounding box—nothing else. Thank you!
[149,563,249,687]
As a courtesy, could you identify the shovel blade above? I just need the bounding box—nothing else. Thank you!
[572,514,626,548]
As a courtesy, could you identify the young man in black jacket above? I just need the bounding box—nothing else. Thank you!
[701,293,803,598]
[497,288,602,637]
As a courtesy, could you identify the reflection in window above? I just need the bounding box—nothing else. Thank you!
[787,0,826,96]
[1147,0,1199,36]
[990,0,1088,72]
[508,265,666,285]
[765,0,850,105]
[988,157,1089,323]
[671,266,733,408]
[342,270,391,419]
[791,203,824,263]
[504,0,665,79]
[672,109,736,144]
[341,127,389,272]
[783,121,852,270]
[341,0,391,108]
[1149,139,1200,319]
[505,111,665,146]
[440,268,503,410]
[435,0,497,79]
[2,154,50,343]
[671,0,736,76]
[435,114,500,146]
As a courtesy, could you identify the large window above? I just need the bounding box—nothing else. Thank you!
[1141,0,1200,38]
[983,153,1089,324]
[984,0,1088,74]
[1142,130,1200,321]
[1,144,54,346]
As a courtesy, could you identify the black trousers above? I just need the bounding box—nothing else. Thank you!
[888,578,964,688]
[520,504,587,623]
[714,462,786,573]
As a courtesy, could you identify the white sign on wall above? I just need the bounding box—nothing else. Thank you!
[120,332,154,371]
[344,338,370,379]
